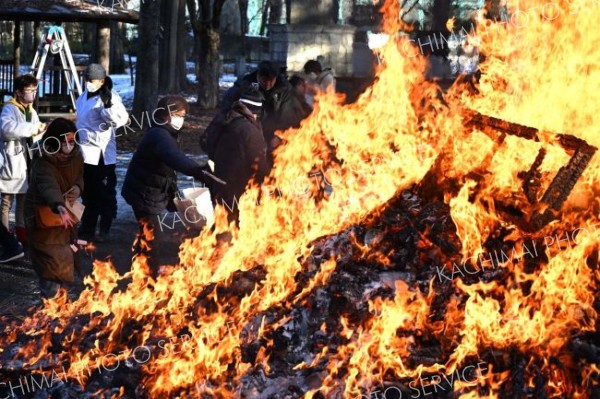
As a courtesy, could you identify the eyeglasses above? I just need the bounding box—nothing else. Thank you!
[23,89,38,94]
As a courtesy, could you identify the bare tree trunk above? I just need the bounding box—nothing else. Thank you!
[159,0,182,93]
[197,26,220,108]
[13,21,21,79]
[189,0,227,109]
[177,0,188,90]
[158,0,170,92]
[33,21,41,61]
[269,0,283,23]
[285,0,291,23]
[259,0,269,36]
[110,21,126,74]
[23,21,33,61]
[167,0,180,91]
[96,21,111,71]
[133,0,161,116]
[237,0,249,63]
[238,0,249,36]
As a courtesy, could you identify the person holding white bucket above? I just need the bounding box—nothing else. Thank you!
[121,96,217,275]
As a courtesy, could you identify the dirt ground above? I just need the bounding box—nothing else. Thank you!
[0,103,219,319]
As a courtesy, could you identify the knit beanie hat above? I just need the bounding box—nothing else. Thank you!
[239,89,263,114]
[85,63,106,80]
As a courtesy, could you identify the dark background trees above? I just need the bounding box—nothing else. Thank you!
[133,0,160,116]
[186,0,227,109]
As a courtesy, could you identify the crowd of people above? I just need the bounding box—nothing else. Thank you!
[0,59,336,297]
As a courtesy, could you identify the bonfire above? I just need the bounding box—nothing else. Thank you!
[1,0,600,398]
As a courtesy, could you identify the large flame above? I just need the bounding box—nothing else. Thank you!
[1,0,600,397]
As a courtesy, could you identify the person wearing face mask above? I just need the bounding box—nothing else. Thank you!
[0,75,47,249]
[24,118,84,298]
[218,61,304,164]
[75,63,129,242]
[121,96,212,275]
[303,59,336,108]
[212,89,268,225]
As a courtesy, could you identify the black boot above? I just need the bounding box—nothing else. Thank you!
[96,215,113,242]
[78,211,98,241]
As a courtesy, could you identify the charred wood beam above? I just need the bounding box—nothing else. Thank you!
[530,146,596,231]
[464,111,598,232]
[520,148,546,204]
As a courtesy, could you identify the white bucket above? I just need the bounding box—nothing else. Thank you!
[173,187,215,230]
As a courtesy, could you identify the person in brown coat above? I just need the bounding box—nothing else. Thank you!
[25,118,84,298]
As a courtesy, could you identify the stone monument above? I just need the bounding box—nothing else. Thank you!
[270,0,370,77]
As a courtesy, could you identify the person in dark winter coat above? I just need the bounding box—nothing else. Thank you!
[220,61,304,155]
[212,90,269,224]
[25,118,84,298]
[121,96,210,274]
[289,75,313,118]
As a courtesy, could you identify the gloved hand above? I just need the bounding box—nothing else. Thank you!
[191,165,210,186]
[191,165,227,189]
[99,85,112,108]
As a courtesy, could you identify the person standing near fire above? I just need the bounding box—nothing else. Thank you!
[75,63,128,242]
[0,75,47,248]
[220,60,304,165]
[303,59,336,108]
[211,89,269,224]
[122,96,213,276]
[25,118,84,298]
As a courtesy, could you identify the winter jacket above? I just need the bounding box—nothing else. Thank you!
[305,68,336,107]
[121,122,208,215]
[220,71,305,142]
[0,98,40,193]
[75,76,129,166]
[212,104,268,209]
[25,146,84,283]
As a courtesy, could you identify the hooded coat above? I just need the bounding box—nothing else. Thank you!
[221,71,305,143]
[212,103,268,211]
[25,146,84,283]
[0,98,40,193]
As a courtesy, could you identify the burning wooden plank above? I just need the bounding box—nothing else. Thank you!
[464,111,598,232]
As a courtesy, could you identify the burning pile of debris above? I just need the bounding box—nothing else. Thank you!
[2,0,600,397]
[1,112,598,398]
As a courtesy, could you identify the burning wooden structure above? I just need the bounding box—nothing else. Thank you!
[1,0,600,398]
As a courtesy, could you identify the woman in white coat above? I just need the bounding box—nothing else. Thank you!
[75,63,129,242]
[0,75,46,245]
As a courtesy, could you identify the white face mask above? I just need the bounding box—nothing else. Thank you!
[22,91,36,103]
[86,82,101,93]
[170,116,185,130]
